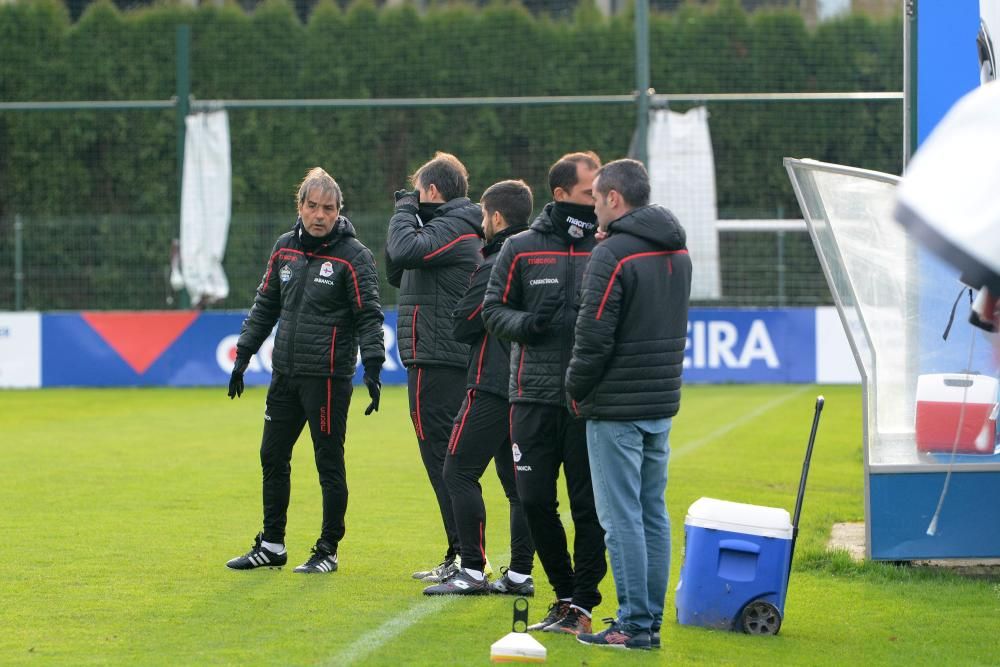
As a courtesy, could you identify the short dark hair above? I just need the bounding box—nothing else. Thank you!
[547,151,601,196]
[411,151,469,201]
[481,180,533,228]
[594,159,650,208]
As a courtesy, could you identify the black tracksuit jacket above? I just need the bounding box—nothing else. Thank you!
[451,225,528,398]
[237,217,385,376]
[386,197,483,370]
[565,205,691,420]
[482,202,596,408]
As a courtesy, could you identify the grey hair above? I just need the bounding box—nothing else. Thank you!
[296,167,343,208]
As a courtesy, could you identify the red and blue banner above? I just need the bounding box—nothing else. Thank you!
[20,307,846,388]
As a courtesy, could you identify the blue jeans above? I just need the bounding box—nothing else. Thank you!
[586,418,671,634]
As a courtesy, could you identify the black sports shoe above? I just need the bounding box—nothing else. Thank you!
[293,540,338,573]
[490,567,535,597]
[651,623,661,649]
[226,532,287,570]
[577,618,651,650]
[422,568,490,596]
[527,600,571,631]
[544,605,592,635]
[412,556,459,582]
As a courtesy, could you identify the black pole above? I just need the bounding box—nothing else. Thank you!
[789,395,825,567]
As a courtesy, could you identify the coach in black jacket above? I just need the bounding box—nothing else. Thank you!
[482,152,606,635]
[225,167,385,575]
[422,180,536,596]
[567,159,691,651]
[386,152,483,581]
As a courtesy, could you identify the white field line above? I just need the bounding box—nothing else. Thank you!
[327,552,511,665]
[671,386,813,461]
[326,596,455,665]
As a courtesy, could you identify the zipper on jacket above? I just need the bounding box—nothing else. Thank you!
[329,325,338,375]
[285,256,307,372]
[411,305,420,361]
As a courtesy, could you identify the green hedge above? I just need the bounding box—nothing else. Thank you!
[0,0,902,309]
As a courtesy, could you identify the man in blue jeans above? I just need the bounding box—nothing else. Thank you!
[565,159,692,650]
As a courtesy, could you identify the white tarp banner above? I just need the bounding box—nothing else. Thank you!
[648,107,721,299]
[0,312,41,388]
[180,110,232,306]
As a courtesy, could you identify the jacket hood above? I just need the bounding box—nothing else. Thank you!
[483,223,528,257]
[294,215,357,242]
[293,215,357,253]
[607,205,686,250]
[529,202,557,234]
[436,197,484,237]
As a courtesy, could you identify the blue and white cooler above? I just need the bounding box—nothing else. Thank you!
[675,497,794,634]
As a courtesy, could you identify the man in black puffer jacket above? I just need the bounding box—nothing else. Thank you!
[386,152,484,582]
[568,159,691,651]
[225,168,385,575]
[422,179,536,597]
[482,152,607,636]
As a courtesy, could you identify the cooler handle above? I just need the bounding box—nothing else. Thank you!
[719,539,761,555]
[943,377,974,388]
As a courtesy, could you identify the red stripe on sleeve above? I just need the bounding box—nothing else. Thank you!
[595,249,689,320]
[424,234,479,261]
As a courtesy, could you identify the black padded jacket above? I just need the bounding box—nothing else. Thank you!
[237,217,385,378]
[451,224,528,399]
[565,205,691,420]
[482,202,596,408]
[386,197,483,370]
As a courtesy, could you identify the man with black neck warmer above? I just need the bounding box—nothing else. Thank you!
[225,167,385,574]
[385,152,485,582]
[422,180,537,596]
[482,152,607,636]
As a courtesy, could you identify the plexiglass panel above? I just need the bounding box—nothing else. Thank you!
[788,159,1000,468]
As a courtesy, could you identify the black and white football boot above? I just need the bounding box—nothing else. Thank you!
[226,532,287,570]
[293,540,338,574]
[489,567,535,597]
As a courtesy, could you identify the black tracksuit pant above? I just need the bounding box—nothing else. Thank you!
[260,372,352,550]
[408,365,466,560]
[443,389,535,574]
[511,402,606,611]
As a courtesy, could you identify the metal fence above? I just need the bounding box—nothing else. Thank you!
[0,3,905,311]
[0,93,902,311]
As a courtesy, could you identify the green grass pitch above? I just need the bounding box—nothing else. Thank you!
[3,384,998,665]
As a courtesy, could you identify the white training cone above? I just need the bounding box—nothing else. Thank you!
[490,631,546,663]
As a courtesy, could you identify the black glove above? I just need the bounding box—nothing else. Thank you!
[362,360,382,415]
[526,293,563,342]
[228,353,250,399]
[394,189,419,215]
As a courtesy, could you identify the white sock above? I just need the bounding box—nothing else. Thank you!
[261,540,286,554]
[463,567,485,581]
[507,569,531,584]
[570,604,592,618]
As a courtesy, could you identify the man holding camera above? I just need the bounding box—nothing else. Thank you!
[386,152,484,582]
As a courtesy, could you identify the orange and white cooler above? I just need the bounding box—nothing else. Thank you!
[915,373,999,454]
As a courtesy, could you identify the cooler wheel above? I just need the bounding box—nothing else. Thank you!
[739,600,782,635]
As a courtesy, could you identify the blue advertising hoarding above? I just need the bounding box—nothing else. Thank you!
[38,307,830,388]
